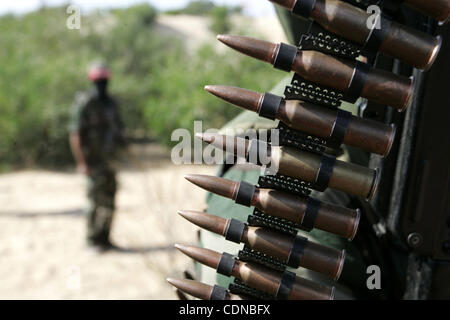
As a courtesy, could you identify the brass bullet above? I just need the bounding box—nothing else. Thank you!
[205,85,396,156]
[178,210,346,280]
[183,175,360,240]
[217,34,414,111]
[269,0,443,69]
[194,133,380,200]
[175,244,335,300]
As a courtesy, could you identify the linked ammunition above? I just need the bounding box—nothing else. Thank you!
[217,34,414,111]
[167,278,244,300]
[183,175,360,240]
[205,85,396,156]
[178,210,346,280]
[196,133,380,200]
[269,0,442,69]
[175,244,335,300]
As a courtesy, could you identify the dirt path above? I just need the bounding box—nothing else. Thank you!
[0,145,215,299]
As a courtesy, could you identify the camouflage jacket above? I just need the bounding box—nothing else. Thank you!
[69,90,125,168]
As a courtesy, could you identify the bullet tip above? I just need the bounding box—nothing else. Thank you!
[204,85,220,96]
[177,210,187,217]
[184,174,202,184]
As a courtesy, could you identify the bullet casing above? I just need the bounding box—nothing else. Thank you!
[291,50,414,110]
[217,35,415,110]
[205,86,396,156]
[178,210,347,279]
[175,244,334,300]
[255,188,360,239]
[274,0,442,69]
[280,99,395,156]
[236,260,334,300]
[243,226,345,280]
[270,146,379,199]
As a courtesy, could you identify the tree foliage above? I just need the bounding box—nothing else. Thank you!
[0,4,282,170]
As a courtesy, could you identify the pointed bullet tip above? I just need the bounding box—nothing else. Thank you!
[204,85,220,95]
[184,174,196,181]
[184,174,204,184]
[175,243,194,257]
[204,85,224,97]
[174,243,190,252]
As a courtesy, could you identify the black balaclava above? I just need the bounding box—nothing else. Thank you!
[94,79,108,100]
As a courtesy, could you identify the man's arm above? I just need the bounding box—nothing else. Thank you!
[69,131,89,175]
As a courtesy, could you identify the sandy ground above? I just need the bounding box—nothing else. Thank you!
[155,14,287,53]
[0,145,215,299]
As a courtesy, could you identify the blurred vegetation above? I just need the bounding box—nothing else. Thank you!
[166,0,241,34]
[166,0,216,15]
[166,0,241,16]
[0,3,282,170]
[210,6,231,34]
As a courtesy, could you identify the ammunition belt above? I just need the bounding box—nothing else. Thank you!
[258,173,312,197]
[238,246,287,272]
[229,279,274,300]
[248,209,299,237]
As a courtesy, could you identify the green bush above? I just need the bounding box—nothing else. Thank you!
[166,0,215,16]
[0,5,283,169]
[210,6,230,34]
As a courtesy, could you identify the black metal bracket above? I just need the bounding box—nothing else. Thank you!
[284,73,346,108]
[258,172,312,197]
[299,23,362,61]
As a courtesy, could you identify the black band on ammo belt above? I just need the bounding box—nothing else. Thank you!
[346,61,370,101]
[217,252,235,277]
[286,235,308,268]
[300,197,321,232]
[210,285,228,300]
[363,13,392,53]
[327,109,352,149]
[314,154,336,192]
[259,93,282,120]
[274,43,297,72]
[276,270,296,300]
[292,0,317,19]
[225,219,245,243]
[235,181,256,207]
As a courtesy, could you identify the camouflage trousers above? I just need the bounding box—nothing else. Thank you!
[86,169,117,245]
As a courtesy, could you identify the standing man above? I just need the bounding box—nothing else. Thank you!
[69,61,126,250]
